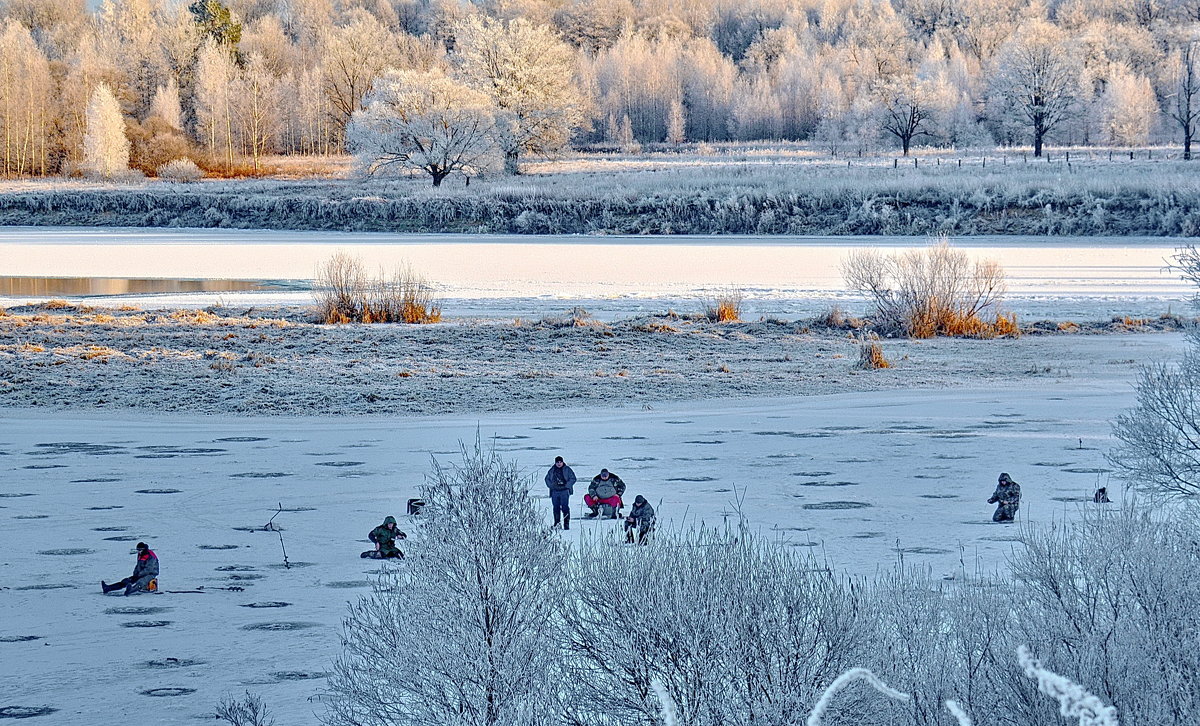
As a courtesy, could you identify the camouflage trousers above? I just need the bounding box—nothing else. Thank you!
[992,503,1019,522]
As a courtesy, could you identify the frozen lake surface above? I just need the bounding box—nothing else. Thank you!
[1,227,1192,319]
[0,383,1140,724]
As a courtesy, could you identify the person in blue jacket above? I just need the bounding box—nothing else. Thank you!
[545,455,576,530]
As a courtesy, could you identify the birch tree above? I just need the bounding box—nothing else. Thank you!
[453,15,583,174]
[348,69,496,186]
[82,82,130,177]
[194,38,236,167]
[0,20,52,175]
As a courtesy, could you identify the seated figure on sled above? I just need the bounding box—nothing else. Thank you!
[624,496,655,544]
[102,542,159,595]
[361,516,406,559]
[584,469,626,519]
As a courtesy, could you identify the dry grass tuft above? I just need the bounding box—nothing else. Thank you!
[315,252,441,324]
[702,288,743,322]
[17,342,45,353]
[44,299,71,310]
[855,335,891,369]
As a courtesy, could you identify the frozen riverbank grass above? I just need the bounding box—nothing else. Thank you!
[0,301,1188,415]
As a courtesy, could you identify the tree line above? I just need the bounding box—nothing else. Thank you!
[2,0,1200,179]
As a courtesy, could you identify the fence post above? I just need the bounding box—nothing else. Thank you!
[1130,150,1134,160]
[914,158,918,168]
[894,158,898,168]
[982,157,986,167]
[958,159,962,167]
[1066,151,1070,162]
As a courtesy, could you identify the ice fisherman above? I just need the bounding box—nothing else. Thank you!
[624,495,656,544]
[361,515,406,559]
[987,473,1021,522]
[102,542,159,595]
[584,468,626,518]
[545,455,576,530]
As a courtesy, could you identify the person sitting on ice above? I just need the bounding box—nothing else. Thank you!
[624,495,656,544]
[102,542,159,595]
[361,515,406,559]
[584,469,626,518]
[1093,486,1112,503]
[987,473,1021,522]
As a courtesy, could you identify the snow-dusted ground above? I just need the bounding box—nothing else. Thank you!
[0,379,1154,724]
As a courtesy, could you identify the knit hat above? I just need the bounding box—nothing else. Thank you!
[554,456,564,463]
[135,542,148,550]
[634,495,646,505]
[600,469,609,477]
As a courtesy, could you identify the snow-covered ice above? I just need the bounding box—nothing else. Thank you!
[0,381,1155,723]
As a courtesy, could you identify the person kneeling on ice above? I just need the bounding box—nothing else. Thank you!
[585,469,626,518]
[624,496,656,544]
[987,473,1021,522]
[545,455,576,530]
[102,542,159,595]
[361,516,406,559]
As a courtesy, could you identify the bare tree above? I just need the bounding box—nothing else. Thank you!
[323,440,567,726]
[348,69,497,186]
[993,20,1083,157]
[1162,33,1200,160]
[875,77,937,156]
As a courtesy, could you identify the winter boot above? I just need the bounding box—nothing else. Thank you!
[101,580,122,594]
[562,514,570,531]
[584,508,599,519]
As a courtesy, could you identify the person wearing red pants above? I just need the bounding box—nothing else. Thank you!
[584,469,626,518]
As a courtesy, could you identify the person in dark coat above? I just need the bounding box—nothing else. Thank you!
[362,515,406,559]
[988,473,1021,522]
[1093,487,1111,503]
[584,469,626,518]
[102,542,159,595]
[545,455,576,530]
[624,495,656,544]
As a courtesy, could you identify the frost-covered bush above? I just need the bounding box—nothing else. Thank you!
[323,441,567,726]
[157,159,203,183]
[313,252,441,324]
[82,83,130,179]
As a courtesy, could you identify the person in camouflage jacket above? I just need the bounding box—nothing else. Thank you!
[624,496,656,544]
[365,515,406,558]
[987,473,1021,522]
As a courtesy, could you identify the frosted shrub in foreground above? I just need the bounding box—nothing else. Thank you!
[157,159,203,182]
[323,441,566,726]
[215,691,274,726]
[1017,646,1119,726]
[842,238,1010,338]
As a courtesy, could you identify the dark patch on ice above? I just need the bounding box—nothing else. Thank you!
[232,526,285,532]
[497,445,556,451]
[980,535,1024,542]
[241,622,319,631]
[666,476,716,482]
[13,515,49,520]
[134,454,178,459]
[135,489,181,494]
[918,494,958,499]
[1064,446,1099,451]
[786,541,821,547]
[929,432,980,440]
[793,479,859,487]
[14,584,74,591]
[1061,467,1113,474]
[315,461,364,467]
[0,493,35,498]
[72,478,121,483]
[820,425,866,431]
[850,532,884,539]
[34,442,124,454]
[216,436,268,442]
[270,671,329,682]
[766,453,805,459]
[492,435,529,440]
[103,536,138,542]
[772,525,814,532]
[802,501,872,511]
[1051,496,1085,502]
[711,488,732,493]
[795,471,835,477]
[884,424,934,431]
[0,635,41,642]
[37,548,93,556]
[121,621,172,628]
[990,412,1024,418]
[303,452,340,457]
[603,436,646,440]
[530,426,563,430]
[836,458,878,464]
[136,446,226,455]
[683,440,724,445]
[226,573,265,581]
[673,456,718,461]
[266,562,315,569]
[277,506,316,512]
[92,526,128,531]
[898,547,951,555]
[752,430,833,439]
[141,658,203,669]
[240,602,290,609]
[198,544,239,550]
[663,420,692,424]
[933,454,975,460]
[1033,462,1072,467]
[615,456,656,462]
[913,474,946,480]
[86,505,122,510]
[325,580,370,589]
[341,443,376,448]
[337,471,375,479]
[105,606,170,616]
[23,464,66,470]
[231,472,292,479]
[215,565,257,572]
[0,706,58,718]
[140,688,194,697]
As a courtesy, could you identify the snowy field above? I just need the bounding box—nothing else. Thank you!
[0,380,1160,724]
